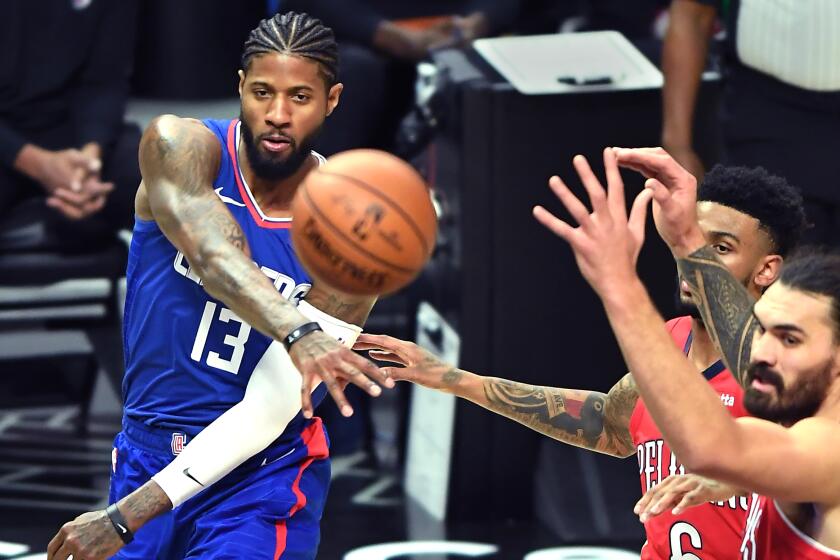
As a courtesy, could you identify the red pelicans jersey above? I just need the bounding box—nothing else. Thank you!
[630,316,750,559]
[741,495,840,559]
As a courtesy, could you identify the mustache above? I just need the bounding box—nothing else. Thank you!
[746,363,784,392]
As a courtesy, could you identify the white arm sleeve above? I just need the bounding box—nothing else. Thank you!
[152,302,362,508]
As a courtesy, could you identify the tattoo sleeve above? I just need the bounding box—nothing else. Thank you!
[118,480,173,532]
[139,116,306,341]
[677,245,757,387]
[480,373,639,458]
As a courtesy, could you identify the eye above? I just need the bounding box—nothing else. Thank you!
[254,89,270,98]
[713,243,732,255]
[292,93,311,102]
[782,335,800,347]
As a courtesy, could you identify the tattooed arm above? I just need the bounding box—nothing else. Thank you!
[479,373,639,457]
[615,147,759,387]
[45,284,379,560]
[677,246,759,386]
[354,334,639,458]
[136,115,387,416]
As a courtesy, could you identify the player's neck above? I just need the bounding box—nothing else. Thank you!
[239,146,317,218]
[687,318,721,371]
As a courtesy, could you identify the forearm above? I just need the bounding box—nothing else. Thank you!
[661,1,715,149]
[440,370,635,457]
[677,246,757,387]
[603,279,741,469]
[196,246,307,342]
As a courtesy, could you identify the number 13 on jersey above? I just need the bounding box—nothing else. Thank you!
[191,301,252,374]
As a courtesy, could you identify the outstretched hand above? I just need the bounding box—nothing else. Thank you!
[533,148,653,299]
[290,331,394,418]
[614,147,706,257]
[634,473,742,523]
[353,333,458,392]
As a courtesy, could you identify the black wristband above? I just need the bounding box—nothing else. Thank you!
[282,321,323,351]
[105,503,134,544]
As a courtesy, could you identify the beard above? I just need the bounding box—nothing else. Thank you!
[239,112,321,181]
[743,361,833,424]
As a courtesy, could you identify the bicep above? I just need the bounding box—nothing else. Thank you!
[600,373,639,456]
[139,116,239,260]
[712,417,840,504]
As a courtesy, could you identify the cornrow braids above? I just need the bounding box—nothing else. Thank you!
[241,11,339,87]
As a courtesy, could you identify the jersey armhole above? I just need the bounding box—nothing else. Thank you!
[133,216,160,233]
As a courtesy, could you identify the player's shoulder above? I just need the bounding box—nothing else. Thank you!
[142,115,220,150]
[140,114,222,168]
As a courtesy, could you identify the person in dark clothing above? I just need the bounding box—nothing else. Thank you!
[662,0,840,246]
[0,0,141,248]
[285,0,520,157]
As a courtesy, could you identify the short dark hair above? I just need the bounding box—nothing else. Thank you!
[241,12,339,87]
[698,165,806,257]
[777,248,840,340]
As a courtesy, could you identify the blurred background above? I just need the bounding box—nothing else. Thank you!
[1,0,838,558]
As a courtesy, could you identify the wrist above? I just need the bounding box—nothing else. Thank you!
[118,480,173,534]
[670,227,707,258]
[601,276,648,316]
[282,321,323,351]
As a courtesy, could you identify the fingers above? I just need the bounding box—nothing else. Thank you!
[547,175,592,228]
[346,349,394,388]
[572,155,608,217]
[628,189,653,240]
[367,350,406,365]
[317,369,354,417]
[339,362,382,397]
[353,333,404,353]
[47,195,106,220]
[47,528,64,560]
[51,187,96,206]
[532,205,574,241]
[603,148,626,221]
[299,377,315,419]
[673,489,703,514]
[644,178,671,204]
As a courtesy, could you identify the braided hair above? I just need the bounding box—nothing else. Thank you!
[241,12,339,87]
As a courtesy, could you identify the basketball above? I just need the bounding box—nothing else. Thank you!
[291,149,438,296]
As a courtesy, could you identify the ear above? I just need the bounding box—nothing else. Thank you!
[754,254,783,289]
[237,70,246,98]
[326,83,343,117]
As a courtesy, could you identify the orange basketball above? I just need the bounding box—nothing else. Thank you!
[291,149,438,296]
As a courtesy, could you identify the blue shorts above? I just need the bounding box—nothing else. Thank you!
[109,417,331,560]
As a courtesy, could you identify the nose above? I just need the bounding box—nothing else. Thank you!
[750,329,778,368]
[265,96,291,128]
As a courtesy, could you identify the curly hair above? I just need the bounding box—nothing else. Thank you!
[241,12,339,87]
[698,165,807,257]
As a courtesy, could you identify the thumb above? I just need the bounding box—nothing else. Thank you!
[644,178,671,204]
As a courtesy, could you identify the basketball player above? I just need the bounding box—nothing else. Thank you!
[46,12,393,560]
[356,153,806,558]
[540,146,840,557]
